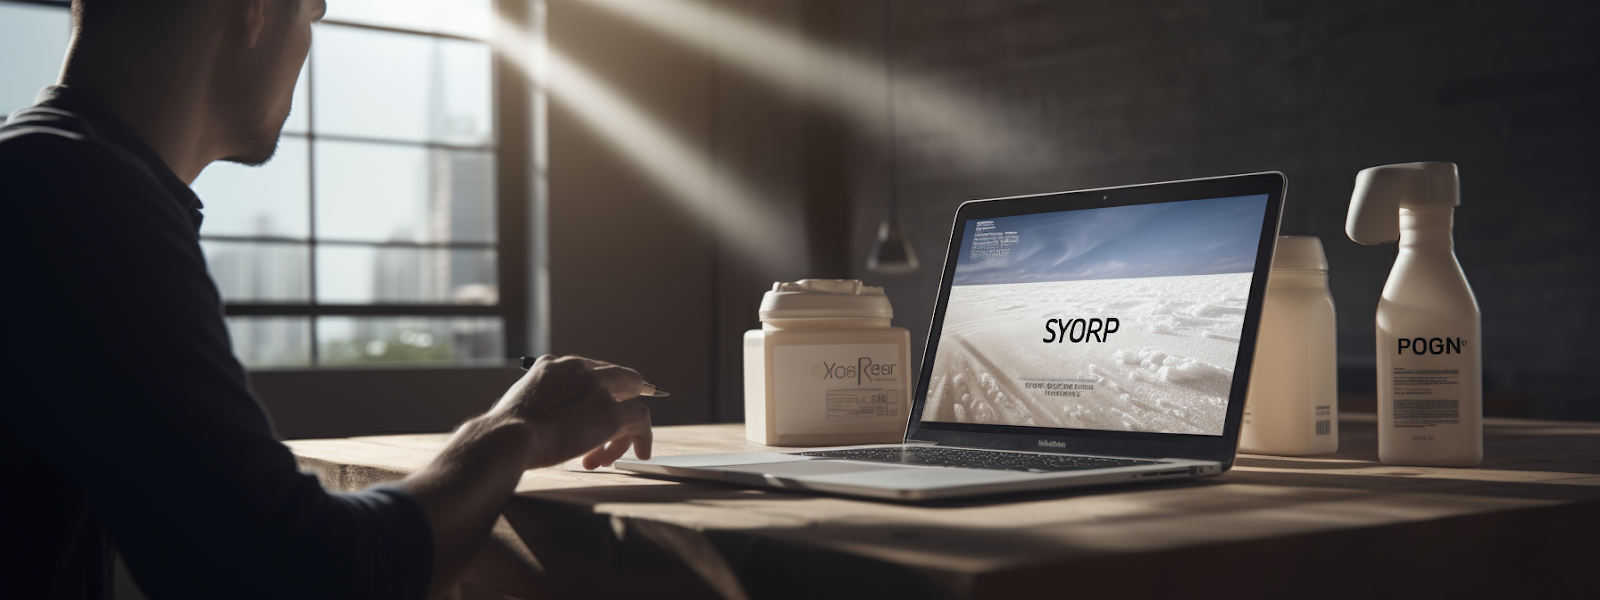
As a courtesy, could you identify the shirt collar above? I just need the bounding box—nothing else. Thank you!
[31,85,206,231]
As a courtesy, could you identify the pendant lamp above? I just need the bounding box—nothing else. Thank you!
[867,0,918,275]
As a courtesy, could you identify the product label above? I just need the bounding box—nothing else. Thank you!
[774,344,904,435]
[1397,337,1466,355]
[1392,367,1461,429]
[1315,404,1332,435]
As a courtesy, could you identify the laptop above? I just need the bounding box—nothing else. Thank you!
[617,172,1286,501]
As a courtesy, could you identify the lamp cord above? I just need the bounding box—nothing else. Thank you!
[884,0,898,222]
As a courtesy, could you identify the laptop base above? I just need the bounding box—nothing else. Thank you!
[616,445,1221,502]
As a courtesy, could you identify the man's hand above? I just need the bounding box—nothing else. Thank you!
[404,354,656,599]
[488,355,654,470]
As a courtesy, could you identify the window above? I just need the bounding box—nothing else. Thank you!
[1,0,541,370]
[0,1,69,120]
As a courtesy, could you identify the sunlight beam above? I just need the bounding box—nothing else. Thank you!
[542,46,804,272]
[575,0,1064,174]
[497,8,806,272]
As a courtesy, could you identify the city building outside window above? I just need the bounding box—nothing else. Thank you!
[1,0,541,370]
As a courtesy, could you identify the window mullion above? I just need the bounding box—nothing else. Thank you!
[212,5,511,369]
[306,42,320,364]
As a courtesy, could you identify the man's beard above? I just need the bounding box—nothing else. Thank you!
[219,107,292,166]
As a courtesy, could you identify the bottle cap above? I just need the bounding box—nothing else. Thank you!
[759,279,893,320]
[1346,162,1460,245]
[1271,235,1328,271]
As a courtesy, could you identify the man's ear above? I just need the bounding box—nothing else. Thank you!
[241,0,268,49]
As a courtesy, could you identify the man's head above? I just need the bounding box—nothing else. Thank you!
[67,0,326,170]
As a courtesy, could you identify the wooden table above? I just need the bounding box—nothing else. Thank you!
[287,414,1600,599]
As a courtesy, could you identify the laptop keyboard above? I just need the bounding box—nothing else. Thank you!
[795,446,1163,473]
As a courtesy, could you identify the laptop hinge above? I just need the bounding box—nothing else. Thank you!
[903,439,939,445]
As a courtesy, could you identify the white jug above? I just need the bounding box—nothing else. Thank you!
[1241,236,1339,456]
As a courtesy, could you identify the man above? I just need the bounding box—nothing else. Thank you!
[1,1,653,598]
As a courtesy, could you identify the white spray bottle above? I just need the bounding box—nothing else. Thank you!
[1347,162,1482,467]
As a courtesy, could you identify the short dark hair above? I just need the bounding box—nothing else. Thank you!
[72,0,195,33]
[73,0,298,33]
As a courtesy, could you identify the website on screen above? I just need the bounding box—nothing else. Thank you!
[922,195,1269,436]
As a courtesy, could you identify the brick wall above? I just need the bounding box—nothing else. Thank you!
[552,0,1597,421]
[832,0,1600,419]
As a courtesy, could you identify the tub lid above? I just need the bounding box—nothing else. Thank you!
[1273,235,1329,271]
[759,279,894,320]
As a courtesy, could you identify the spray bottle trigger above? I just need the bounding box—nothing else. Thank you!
[1346,162,1460,245]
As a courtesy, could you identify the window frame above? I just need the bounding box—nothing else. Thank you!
[2,0,545,368]
[214,3,544,367]
[0,0,65,8]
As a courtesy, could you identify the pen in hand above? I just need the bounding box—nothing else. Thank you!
[519,356,670,398]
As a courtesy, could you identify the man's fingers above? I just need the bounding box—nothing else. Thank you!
[538,355,644,401]
[590,362,645,401]
[582,438,631,469]
[582,434,646,468]
[509,356,653,469]
[579,401,652,469]
[619,400,652,460]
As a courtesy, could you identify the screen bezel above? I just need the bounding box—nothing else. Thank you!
[903,172,1286,469]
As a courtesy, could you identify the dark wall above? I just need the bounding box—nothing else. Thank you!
[835,0,1600,420]
[546,0,720,426]
[544,0,1599,424]
[546,0,816,424]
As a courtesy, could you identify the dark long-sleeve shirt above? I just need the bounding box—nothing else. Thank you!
[1,86,433,600]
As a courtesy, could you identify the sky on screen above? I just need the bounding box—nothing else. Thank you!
[952,194,1269,286]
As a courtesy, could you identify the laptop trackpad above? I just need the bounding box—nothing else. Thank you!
[716,460,909,478]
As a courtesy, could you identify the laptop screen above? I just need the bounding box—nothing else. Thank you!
[920,194,1271,436]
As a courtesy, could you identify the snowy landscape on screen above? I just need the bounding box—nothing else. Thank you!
[922,194,1267,436]
[923,273,1252,436]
